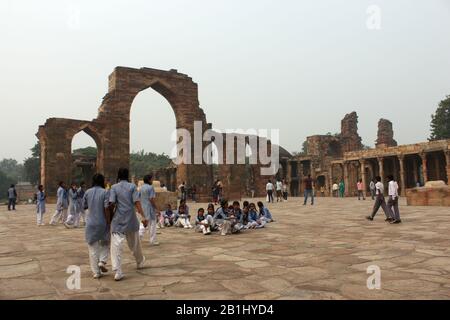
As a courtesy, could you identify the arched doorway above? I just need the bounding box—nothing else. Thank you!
[129,86,176,185]
[71,131,98,187]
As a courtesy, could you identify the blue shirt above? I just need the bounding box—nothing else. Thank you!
[139,184,156,220]
[260,207,273,220]
[83,187,110,244]
[249,210,259,222]
[109,181,140,234]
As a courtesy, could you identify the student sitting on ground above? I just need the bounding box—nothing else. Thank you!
[163,204,176,227]
[174,205,193,229]
[231,201,245,232]
[213,200,232,236]
[206,204,219,232]
[257,201,274,223]
[227,205,242,234]
[241,205,251,229]
[195,208,213,235]
[248,203,266,229]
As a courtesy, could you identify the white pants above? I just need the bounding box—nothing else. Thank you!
[88,241,109,275]
[65,211,81,227]
[36,208,45,225]
[218,220,232,235]
[175,217,192,228]
[195,223,211,234]
[50,208,67,225]
[111,232,144,274]
[139,219,157,244]
[79,209,86,224]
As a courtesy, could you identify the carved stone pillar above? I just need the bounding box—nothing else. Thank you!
[378,157,385,187]
[343,161,349,197]
[445,151,450,185]
[398,154,406,196]
[359,159,366,196]
[420,152,428,184]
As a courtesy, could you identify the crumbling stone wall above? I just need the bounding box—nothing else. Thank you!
[376,118,397,148]
[339,111,363,153]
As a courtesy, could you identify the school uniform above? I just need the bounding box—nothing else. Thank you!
[36,190,46,225]
[109,180,145,278]
[65,188,80,227]
[387,180,401,222]
[163,209,176,226]
[77,187,86,225]
[83,186,110,277]
[248,210,265,229]
[195,214,213,235]
[174,210,193,228]
[369,182,390,219]
[138,184,158,244]
[50,187,68,225]
[213,207,231,235]
[7,187,17,211]
[259,207,273,223]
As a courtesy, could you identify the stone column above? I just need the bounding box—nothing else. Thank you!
[343,161,349,197]
[398,154,406,196]
[329,165,334,195]
[359,159,366,197]
[420,153,428,184]
[378,157,385,186]
[412,157,419,185]
[445,151,450,185]
[286,161,292,185]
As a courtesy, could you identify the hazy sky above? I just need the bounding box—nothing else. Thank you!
[1,0,450,162]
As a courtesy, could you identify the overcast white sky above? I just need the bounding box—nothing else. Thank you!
[1,0,450,162]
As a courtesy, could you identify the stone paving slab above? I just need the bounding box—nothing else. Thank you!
[0,197,449,300]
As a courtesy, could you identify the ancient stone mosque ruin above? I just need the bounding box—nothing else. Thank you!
[37,67,450,205]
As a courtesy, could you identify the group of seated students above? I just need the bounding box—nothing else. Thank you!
[157,199,274,236]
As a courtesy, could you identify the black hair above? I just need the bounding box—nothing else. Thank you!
[243,201,249,208]
[232,201,240,206]
[207,203,215,211]
[58,181,64,187]
[117,168,129,182]
[38,184,43,190]
[375,176,382,182]
[387,175,394,181]
[198,208,205,214]
[10,184,14,188]
[80,181,86,186]
[220,199,228,208]
[143,174,153,184]
[257,201,264,207]
[92,173,105,188]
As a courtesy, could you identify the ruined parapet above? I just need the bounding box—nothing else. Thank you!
[406,180,450,207]
[340,112,363,152]
[376,118,397,148]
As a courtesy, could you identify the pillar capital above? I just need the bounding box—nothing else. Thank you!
[398,153,405,161]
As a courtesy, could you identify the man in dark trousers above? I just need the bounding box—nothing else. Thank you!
[7,184,17,211]
[303,175,314,206]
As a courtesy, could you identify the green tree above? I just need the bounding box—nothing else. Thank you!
[0,170,16,201]
[429,95,450,141]
[23,142,41,185]
[0,159,24,182]
[130,150,172,179]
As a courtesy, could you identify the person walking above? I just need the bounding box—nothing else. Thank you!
[366,176,391,221]
[7,184,17,211]
[178,181,187,201]
[108,168,148,281]
[303,174,314,205]
[265,180,274,203]
[369,179,376,200]
[332,182,339,197]
[338,180,345,198]
[36,185,46,226]
[357,179,366,200]
[83,174,110,279]
[139,175,159,246]
[276,179,283,202]
[387,175,401,224]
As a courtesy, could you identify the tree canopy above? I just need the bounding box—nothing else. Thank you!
[429,95,450,141]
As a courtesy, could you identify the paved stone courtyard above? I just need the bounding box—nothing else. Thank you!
[0,197,449,300]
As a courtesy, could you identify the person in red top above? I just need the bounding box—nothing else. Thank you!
[303,174,314,206]
[357,179,366,200]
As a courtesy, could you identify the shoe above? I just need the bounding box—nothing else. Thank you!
[114,272,124,281]
[385,218,394,222]
[93,273,102,279]
[137,257,146,270]
[366,216,374,221]
[64,222,73,229]
[151,241,160,246]
[98,261,108,273]
[390,220,402,224]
